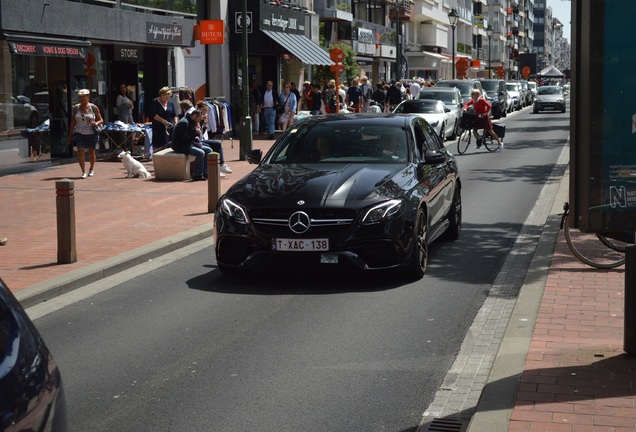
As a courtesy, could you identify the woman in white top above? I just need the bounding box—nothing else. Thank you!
[68,89,103,178]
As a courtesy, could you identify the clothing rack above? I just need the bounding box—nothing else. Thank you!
[203,96,234,148]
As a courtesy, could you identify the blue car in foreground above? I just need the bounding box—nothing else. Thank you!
[0,277,67,432]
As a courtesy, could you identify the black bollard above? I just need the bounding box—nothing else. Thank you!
[625,244,636,355]
[56,179,77,264]
[207,152,220,213]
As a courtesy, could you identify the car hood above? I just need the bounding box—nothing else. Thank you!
[536,95,563,101]
[224,163,413,208]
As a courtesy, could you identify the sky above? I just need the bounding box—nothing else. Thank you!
[547,0,571,41]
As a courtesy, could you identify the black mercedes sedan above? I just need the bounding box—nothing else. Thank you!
[0,278,67,432]
[214,113,461,279]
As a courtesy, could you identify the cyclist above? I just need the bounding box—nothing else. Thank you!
[464,89,504,152]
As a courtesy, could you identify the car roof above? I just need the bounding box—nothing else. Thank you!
[293,113,413,128]
[419,87,459,92]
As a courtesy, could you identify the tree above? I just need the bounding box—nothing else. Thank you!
[313,43,360,87]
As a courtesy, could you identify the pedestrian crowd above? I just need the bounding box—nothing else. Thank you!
[247,76,439,135]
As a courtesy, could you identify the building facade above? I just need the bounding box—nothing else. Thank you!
[0,0,196,170]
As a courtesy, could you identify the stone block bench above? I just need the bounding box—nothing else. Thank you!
[152,148,196,181]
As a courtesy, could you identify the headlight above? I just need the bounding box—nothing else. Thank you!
[361,199,404,225]
[556,98,564,103]
[429,120,439,127]
[219,198,249,224]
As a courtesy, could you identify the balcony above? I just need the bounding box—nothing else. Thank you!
[386,0,415,23]
[314,0,353,21]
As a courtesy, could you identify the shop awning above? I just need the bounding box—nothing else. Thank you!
[3,33,91,58]
[262,30,333,66]
[406,51,451,69]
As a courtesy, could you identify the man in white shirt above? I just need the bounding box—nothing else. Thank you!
[260,81,279,139]
[359,76,372,113]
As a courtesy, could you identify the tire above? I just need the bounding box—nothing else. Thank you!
[563,213,625,269]
[597,232,629,253]
[483,133,499,152]
[405,209,428,280]
[457,129,471,154]
[502,107,508,118]
[448,120,458,140]
[443,185,461,241]
[533,109,539,114]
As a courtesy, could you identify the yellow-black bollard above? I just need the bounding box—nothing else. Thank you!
[207,152,221,213]
[56,179,77,263]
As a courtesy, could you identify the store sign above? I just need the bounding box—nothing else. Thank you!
[146,22,183,44]
[114,45,143,62]
[8,41,87,58]
[260,3,305,35]
[200,20,225,44]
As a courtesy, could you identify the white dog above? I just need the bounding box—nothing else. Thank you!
[118,151,151,178]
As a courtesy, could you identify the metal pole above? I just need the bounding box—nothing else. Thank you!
[395,2,400,82]
[239,0,252,161]
[451,25,456,80]
[488,36,492,79]
[625,244,636,355]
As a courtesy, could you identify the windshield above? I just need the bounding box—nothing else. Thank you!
[480,81,499,92]
[395,101,443,114]
[268,123,408,164]
[506,84,518,92]
[418,91,458,104]
[537,86,562,95]
[437,82,472,96]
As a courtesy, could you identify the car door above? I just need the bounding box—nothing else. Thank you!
[413,118,452,229]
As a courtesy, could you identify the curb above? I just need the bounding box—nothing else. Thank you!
[16,222,213,309]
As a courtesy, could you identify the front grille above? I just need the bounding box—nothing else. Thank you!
[250,208,356,237]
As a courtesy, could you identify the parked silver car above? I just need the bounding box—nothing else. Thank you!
[505,82,522,111]
[417,87,464,139]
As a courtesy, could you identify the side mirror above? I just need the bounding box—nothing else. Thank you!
[444,107,450,113]
[245,149,263,165]
[423,149,447,165]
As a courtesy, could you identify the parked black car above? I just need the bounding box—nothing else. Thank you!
[214,114,462,279]
[436,79,483,105]
[477,79,508,119]
[0,277,67,432]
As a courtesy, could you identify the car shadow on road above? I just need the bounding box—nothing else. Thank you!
[187,266,411,295]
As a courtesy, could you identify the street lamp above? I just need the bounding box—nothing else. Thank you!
[508,39,514,80]
[448,8,459,80]
[239,0,252,160]
[486,25,493,79]
[394,0,406,82]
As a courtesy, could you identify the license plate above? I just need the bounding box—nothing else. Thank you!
[272,238,329,252]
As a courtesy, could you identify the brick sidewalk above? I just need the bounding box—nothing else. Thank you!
[509,230,634,431]
[0,136,274,292]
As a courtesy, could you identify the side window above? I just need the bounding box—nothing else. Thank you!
[415,118,442,152]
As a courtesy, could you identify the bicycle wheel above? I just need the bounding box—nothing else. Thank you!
[483,133,500,152]
[563,213,626,269]
[597,232,631,253]
[457,129,471,154]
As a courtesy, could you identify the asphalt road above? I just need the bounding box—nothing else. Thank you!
[29,103,570,432]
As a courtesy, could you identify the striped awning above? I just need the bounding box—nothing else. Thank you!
[262,30,333,66]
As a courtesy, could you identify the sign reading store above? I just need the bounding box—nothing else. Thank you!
[114,45,144,62]
[260,2,305,35]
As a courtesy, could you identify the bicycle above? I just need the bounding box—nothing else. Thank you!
[456,111,502,154]
[560,202,630,269]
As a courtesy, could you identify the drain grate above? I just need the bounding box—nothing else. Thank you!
[421,418,469,432]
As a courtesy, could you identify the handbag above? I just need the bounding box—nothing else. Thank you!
[277,94,290,116]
